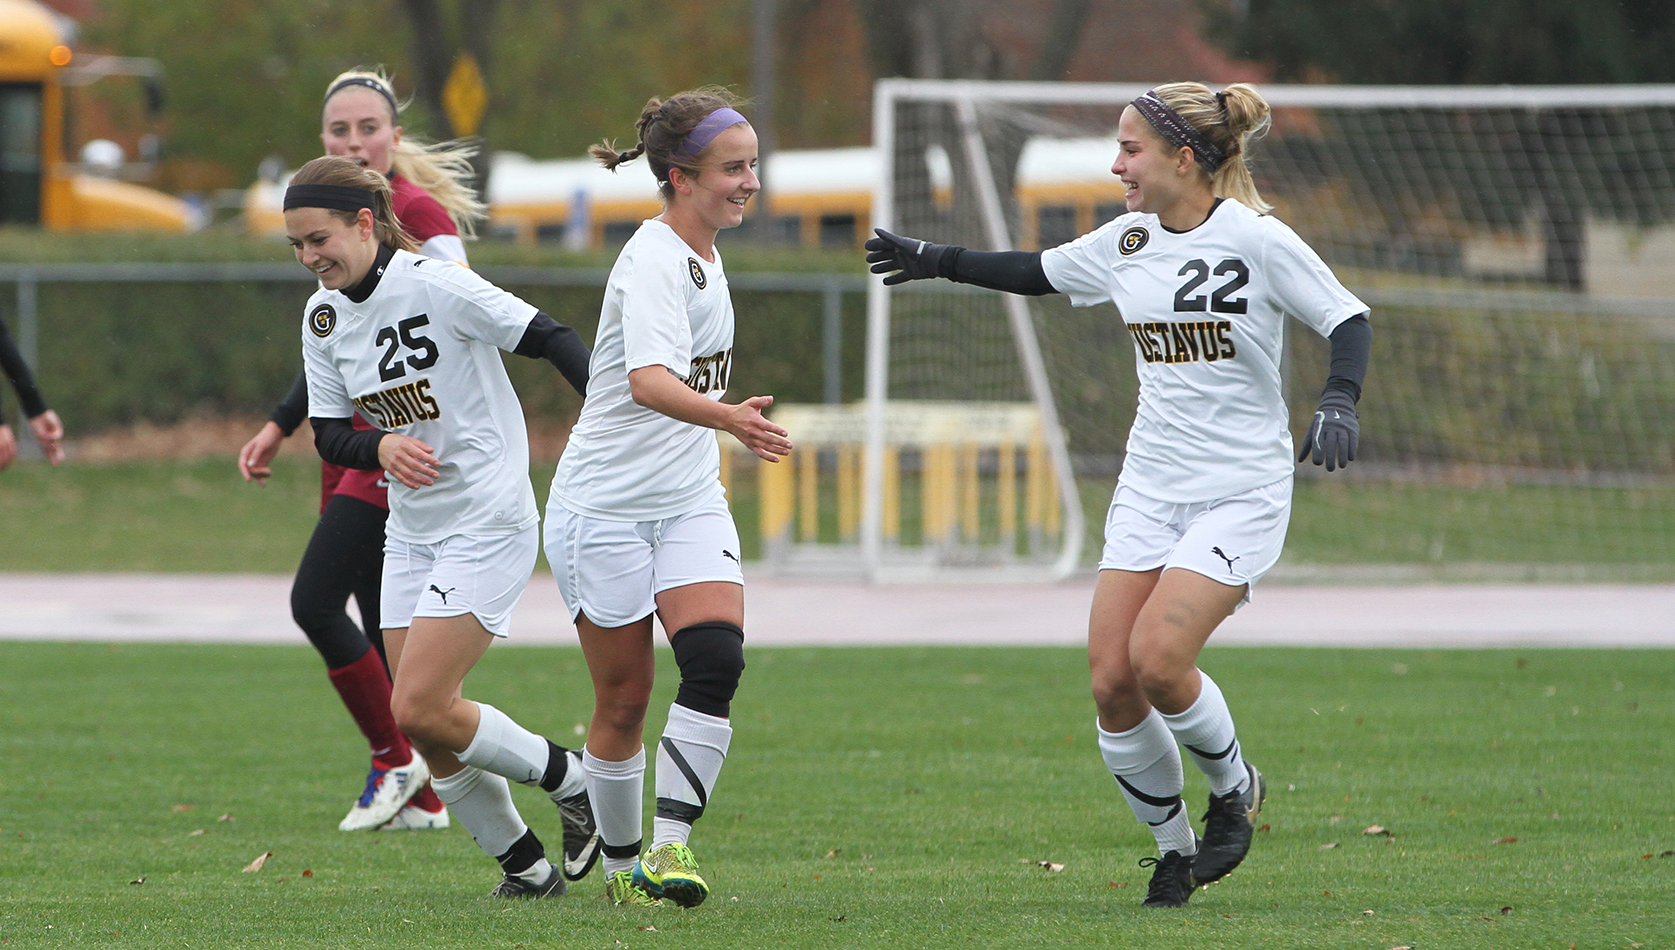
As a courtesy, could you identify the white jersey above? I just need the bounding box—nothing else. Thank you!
[302,247,540,544]
[1042,199,1367,503]
[551,218,734,521]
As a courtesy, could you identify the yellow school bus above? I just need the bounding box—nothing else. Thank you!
[0,0,191,231]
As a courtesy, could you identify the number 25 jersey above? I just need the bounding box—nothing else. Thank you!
[302,248,539,544]
[1042,198,1368,503]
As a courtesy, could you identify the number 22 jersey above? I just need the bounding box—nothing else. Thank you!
[1042,198,1368,503]
[302,248,540,544]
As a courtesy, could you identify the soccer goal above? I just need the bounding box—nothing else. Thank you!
[847,79,1675,583]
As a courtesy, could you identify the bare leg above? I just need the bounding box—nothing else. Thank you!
[384,614,494,779]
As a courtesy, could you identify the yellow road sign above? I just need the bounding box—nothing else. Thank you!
[442,52,487,137]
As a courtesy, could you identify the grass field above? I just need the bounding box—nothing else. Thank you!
[8,456,1675,576]
[1,642,1670,949]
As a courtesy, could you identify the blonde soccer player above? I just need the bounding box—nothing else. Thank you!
[545,88,791,908]
[867,82,1370,907]
[286,155,595,897]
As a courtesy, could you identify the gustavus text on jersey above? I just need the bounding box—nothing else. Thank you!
[354,378,442,428]
[1127,320,1237,365]
[685,348,732,394]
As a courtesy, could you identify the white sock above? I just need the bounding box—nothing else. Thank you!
[1160,671,1248,797]
[550,749,587,800]
[457,702,551,787]
[1097,712,1196,856]
[585,745,646,876]
[651,703,733,850]
[431,765,551,881]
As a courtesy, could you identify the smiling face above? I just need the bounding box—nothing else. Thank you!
[669,123,760,233]
[1112,105,1206,218]
[321,86,402,176]
[284,206,379,290]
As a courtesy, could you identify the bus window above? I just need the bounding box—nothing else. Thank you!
[1037,205,1077,248]
[819,213,857,248]
[0,84,44,225]
[602,220,639,247]
[1094,203,1125,227]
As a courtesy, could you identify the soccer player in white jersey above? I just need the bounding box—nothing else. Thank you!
[285,155,600,899]
[867,81,1371,907]
[546,87,791,908]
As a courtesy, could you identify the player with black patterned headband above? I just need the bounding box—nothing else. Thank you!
[286,155,598,898]
[545,87,792,908]
[866,81,1370,907]
[0,316,64,471]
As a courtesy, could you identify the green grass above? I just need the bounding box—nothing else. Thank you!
[0,643,1669,948]
[9,456,1675,575]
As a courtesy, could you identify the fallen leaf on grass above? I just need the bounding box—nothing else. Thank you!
[823,849,838,859]
[1493,836,1518,844]
[241,851,273,873]
[129,878,145,885]
[1363,825,1391,836]
[1035,860,1065,872]
[1390,946,1413,949]
[1257,823,1270,833]
[302,870,313,878]
[1320,843,1340,850]
[1500,906,1513,915]
[218,814,234,822]
[828,916,846,922]
[1362,909,1375,916]
[171,804,193,813]
[187,829,205,837]
[1107,881,1130,889]
[1631,943,1644,948]
[638,925,658,932]
[1662,851,1675,858]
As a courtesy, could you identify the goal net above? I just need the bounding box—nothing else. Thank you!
[850,79,1675,582]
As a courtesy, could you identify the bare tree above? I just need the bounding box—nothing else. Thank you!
[397,0,502,197]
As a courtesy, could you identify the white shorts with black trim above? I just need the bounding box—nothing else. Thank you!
[1098,476,1292,607]
[544,491,744,629]
[381,526,539,637]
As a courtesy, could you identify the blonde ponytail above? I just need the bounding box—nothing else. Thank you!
[1150,81,1274,214]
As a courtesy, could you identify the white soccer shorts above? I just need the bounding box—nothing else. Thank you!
[1098,476,1292,607]
[544,492,744,628]
[381,525,539,637]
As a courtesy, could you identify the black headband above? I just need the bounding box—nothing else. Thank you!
[1132,90,1226,173]
[284,183,377,213]
[325,77,400,119]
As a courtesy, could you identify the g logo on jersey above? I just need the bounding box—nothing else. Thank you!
[1119,227,1149,256]
[309,304,337,338]
[687,257,707,290]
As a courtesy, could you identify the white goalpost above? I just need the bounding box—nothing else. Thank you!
[846,78,1675,584]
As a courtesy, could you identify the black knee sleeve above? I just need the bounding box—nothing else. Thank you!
[670,621,745,718]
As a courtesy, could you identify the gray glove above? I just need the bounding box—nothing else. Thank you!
[865,228,960,285]
[1298,389,1358,472]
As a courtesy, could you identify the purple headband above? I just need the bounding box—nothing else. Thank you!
[1131,91,1226,173]
[672,107,749,163]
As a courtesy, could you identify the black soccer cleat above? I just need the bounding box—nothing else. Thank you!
[1195,761,1266,883]
[490,865,568,898]
[555,789,602,881]
[1138,846,1198,907]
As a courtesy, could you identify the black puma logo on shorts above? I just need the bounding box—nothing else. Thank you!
[1211,547,1240,571]
[721,549,740,565]
[428,584,456,604]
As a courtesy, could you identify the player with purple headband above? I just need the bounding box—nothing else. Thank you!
[547,86,792,908]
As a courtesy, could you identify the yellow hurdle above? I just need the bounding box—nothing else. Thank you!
[756,402,1052,561]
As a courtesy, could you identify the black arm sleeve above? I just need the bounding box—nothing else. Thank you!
[311,416,386,470]
[1322,314,1372,402]
[0,318,48,418]
[513,311,591,397]
[270,370,309,436]
[943,249,1059,296]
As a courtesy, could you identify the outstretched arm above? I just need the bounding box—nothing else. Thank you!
[865,228,1058,296]
[513,312,591,397]
[239,371,309,485]
[1298,314,1371,472]
[0,319,61,468]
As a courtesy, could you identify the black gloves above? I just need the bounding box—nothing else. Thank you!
[1298,388,1358,472]
[865,228,962,285]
